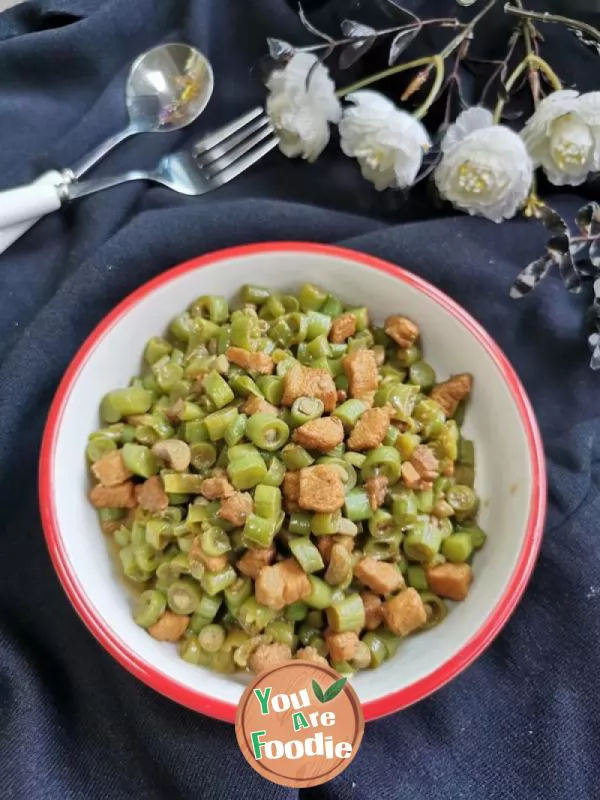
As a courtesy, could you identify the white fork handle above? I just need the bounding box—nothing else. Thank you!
[0,171,63,235]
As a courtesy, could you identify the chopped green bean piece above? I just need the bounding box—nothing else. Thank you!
[327,593,365,633]
[403,521,443,562]
[299,283,327,311]
[441,532,473,563]
[224,577,252,611]
[202,370,235,409]
[133,589,167,627]
[201,565,237,596]
[446,485,478,520]
[333,399,367,429]
[167,579,202,615]
[420,592,448,630]
[204,407,239,441]
[163,473,204,494]
[458,437,475,466]
[285,601,309,622]
[281,443,314,470]
[121,443,158,478]
[198,623,226,652]
[289,537,324,573]
[305,576,333,610]
[245,413,289,451]
[253,484,282,520]
[265,620,296,648]
[262,456,286,487]
[86,436,117,462]
[361,632,388,668]
[236,596,277,634]
[227,453,267,491]
[407,565,429,591]
[100,388,153,424]
[344,488,373,522]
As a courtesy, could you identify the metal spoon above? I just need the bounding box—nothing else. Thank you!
[0,42,214,249]
[72,42,214,179]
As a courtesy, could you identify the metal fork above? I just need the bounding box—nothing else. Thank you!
[0,108,277,230]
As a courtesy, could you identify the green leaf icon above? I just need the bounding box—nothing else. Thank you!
[312,679,325,703]
[312,676,347,703]
[323,677,347,703]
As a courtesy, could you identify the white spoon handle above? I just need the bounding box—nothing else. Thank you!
[0,172,63,231]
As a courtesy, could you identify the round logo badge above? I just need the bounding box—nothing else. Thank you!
[235,660,364,788]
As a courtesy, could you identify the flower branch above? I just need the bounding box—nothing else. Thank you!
[261,0,600,369]
[504,4,600,46]
[294,18,464,56]
[493,54,562,122]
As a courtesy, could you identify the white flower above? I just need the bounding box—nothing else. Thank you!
[266,53,341,163]
[521,90,600,186]
[435,107,533,223]
[338,91,430,191]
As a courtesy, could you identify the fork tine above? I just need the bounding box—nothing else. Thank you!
[192,107,266,155]
[198,116,273,167]
[210,137,278,188]
[202,125,276,176]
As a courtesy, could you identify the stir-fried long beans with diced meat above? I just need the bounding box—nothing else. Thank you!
[87,284,484,675]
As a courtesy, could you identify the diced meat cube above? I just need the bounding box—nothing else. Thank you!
[410,445,439,483]
[325,630,359,662]
[282,470,301,512]
[426,563,472,601]
[430,373,473,418]
[354,557,405,596]
[381,588,427,636]
[361,591,383,630]
[200,475,235,500]
[148,611,189,642]
[316,535,355,564]
[241,395,279,416]
[336,389,347,404]
[189,536,229,573]
[281,364,337,413]
[342,349,378,404]
[293,417,344,452]
[364,475,388,511]
[135,475,169,512]
[348,406,391,450]
[296,646,328,666]
[329,313,357,344]
[237,545,276,579]
[298,465,345,513]
[218,491,253,526]
[91,450,132,487]
[384,315,420,349]
[401,461,422,490]
[89,481,137,509]
[255,559,311,610]
[225,346,274,374]
[249,642,292,674]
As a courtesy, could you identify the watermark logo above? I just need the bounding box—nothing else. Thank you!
[235,660,364,788]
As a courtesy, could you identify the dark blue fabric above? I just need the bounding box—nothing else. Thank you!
[0,1,599,798]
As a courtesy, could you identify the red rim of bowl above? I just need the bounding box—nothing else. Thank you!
[39,242,546,723]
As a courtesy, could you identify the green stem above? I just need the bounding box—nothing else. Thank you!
[493,54,562,122]
[414,56,444,120]
[337,0,497,113]
[516,0,540,106]
[337,56,438,98]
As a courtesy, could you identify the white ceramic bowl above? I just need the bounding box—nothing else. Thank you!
[39,243,546,722]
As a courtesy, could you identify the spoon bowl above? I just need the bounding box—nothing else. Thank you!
[126,42,214,134]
